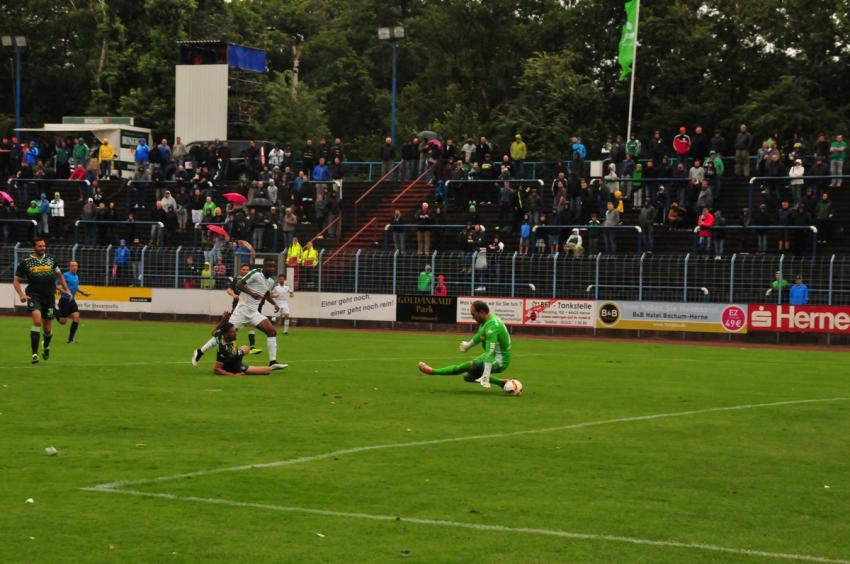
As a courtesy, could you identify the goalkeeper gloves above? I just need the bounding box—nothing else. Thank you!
[475,362,492,389]
[459,340,473,352]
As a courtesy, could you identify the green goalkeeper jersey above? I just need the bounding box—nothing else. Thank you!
[471,314,511,368]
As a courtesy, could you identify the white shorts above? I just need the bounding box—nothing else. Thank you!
[230,304,267,329]
[277,303,290,315]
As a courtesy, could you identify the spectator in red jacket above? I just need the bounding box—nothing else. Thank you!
[697,207,715,255]
[69,164,85,180]
[673,126,692,169]
[434,274,447,296]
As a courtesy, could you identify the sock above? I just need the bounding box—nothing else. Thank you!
[69,321,79,341]
[432,361,472,376]
[491,376,506,387]
[283,319,290,332]
[267,336,277,362]
[30,327,40,354]
[43,332,52,350]
[200,336,217,353]
[248,331,256,347]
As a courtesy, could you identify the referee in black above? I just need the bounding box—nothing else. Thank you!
[12,237,72,363]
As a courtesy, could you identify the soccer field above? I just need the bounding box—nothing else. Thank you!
[1,318,849,563]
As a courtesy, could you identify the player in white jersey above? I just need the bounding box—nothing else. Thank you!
[270,273,295,334]
[193,258,286,369]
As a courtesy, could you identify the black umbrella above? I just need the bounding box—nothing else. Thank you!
[248,198,273,208]
[418,130,439,141]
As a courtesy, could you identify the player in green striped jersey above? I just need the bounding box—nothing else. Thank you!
[418,300,513,390]
[13,238,72,363]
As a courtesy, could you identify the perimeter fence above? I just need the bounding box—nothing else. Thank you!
[2,245,849,306]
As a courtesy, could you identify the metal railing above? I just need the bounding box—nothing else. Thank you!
[7,178,95,202]
[690,225,818,257]
[747,174,850,210]
[4,246,849,306]
[0,219,39,241]
[74,219,165,245]
[354,161,405,227]
[190,222,280,252]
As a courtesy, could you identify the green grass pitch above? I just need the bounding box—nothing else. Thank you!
[1,317,849,563]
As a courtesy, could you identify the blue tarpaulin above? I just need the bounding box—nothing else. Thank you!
[227,44,267,73]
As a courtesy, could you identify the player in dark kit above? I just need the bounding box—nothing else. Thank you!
[209,312,287,376]
[13,238,73,363]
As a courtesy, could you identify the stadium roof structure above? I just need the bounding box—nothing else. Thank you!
[15,123,151,134]
[177,40,266,73]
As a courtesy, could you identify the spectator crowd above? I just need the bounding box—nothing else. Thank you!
[1,124,846,258]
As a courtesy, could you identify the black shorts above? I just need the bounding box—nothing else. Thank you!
[222,362,249,374]
[58,298,79,319]
[27,295,55,320]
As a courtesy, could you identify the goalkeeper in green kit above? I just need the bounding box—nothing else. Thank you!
[418,300,512,390]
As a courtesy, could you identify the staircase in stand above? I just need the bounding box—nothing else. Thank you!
[341,181,434,251]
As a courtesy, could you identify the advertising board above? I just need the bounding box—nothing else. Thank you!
[595,301,747,334]
[748,304,850,334]
[397,295,457,323]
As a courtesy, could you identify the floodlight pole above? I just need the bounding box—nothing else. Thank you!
[625,0,640,141]
[391,40,398,146]
[14,44,22,131]
[379,26,403,146]
[2,35,25,131]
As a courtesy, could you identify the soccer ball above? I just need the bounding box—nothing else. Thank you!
[503,379,523,396]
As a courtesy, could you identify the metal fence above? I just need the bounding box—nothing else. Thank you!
[3,245,850,305]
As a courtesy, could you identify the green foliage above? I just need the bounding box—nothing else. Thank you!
[735,76,843,138]
[253,71,330,143]
[2,0,850,151]
[493,51,606,159]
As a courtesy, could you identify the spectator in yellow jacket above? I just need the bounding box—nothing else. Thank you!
[300,241,319,267]
[98,138,115,179]
[509,134,528,178]
[286,237,302,266]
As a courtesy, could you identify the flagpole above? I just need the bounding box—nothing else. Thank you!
[625,0,640,141]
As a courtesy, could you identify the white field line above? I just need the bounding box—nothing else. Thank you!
[82,488,849,564]
[87,397,848,491]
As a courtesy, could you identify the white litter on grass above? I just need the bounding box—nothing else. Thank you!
[25,498,34,504]
[135,444,146,447]
[824,485,831,489]
[45,446,58,456]
[315,533,326,538]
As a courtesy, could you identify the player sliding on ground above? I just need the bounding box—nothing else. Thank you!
[209,312,287,376]
[418,300,519,393]
[193,258,286,369]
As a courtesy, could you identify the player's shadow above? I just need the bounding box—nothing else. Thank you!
[427,388,514,397]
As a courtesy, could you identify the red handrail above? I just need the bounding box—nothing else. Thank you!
[354,161,404,227]
[326,217,377,263]
[305,215,341,247]
[355,161,404,205]
[391,164,435,205]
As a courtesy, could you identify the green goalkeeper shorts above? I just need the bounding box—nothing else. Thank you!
[468,358,506,377]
